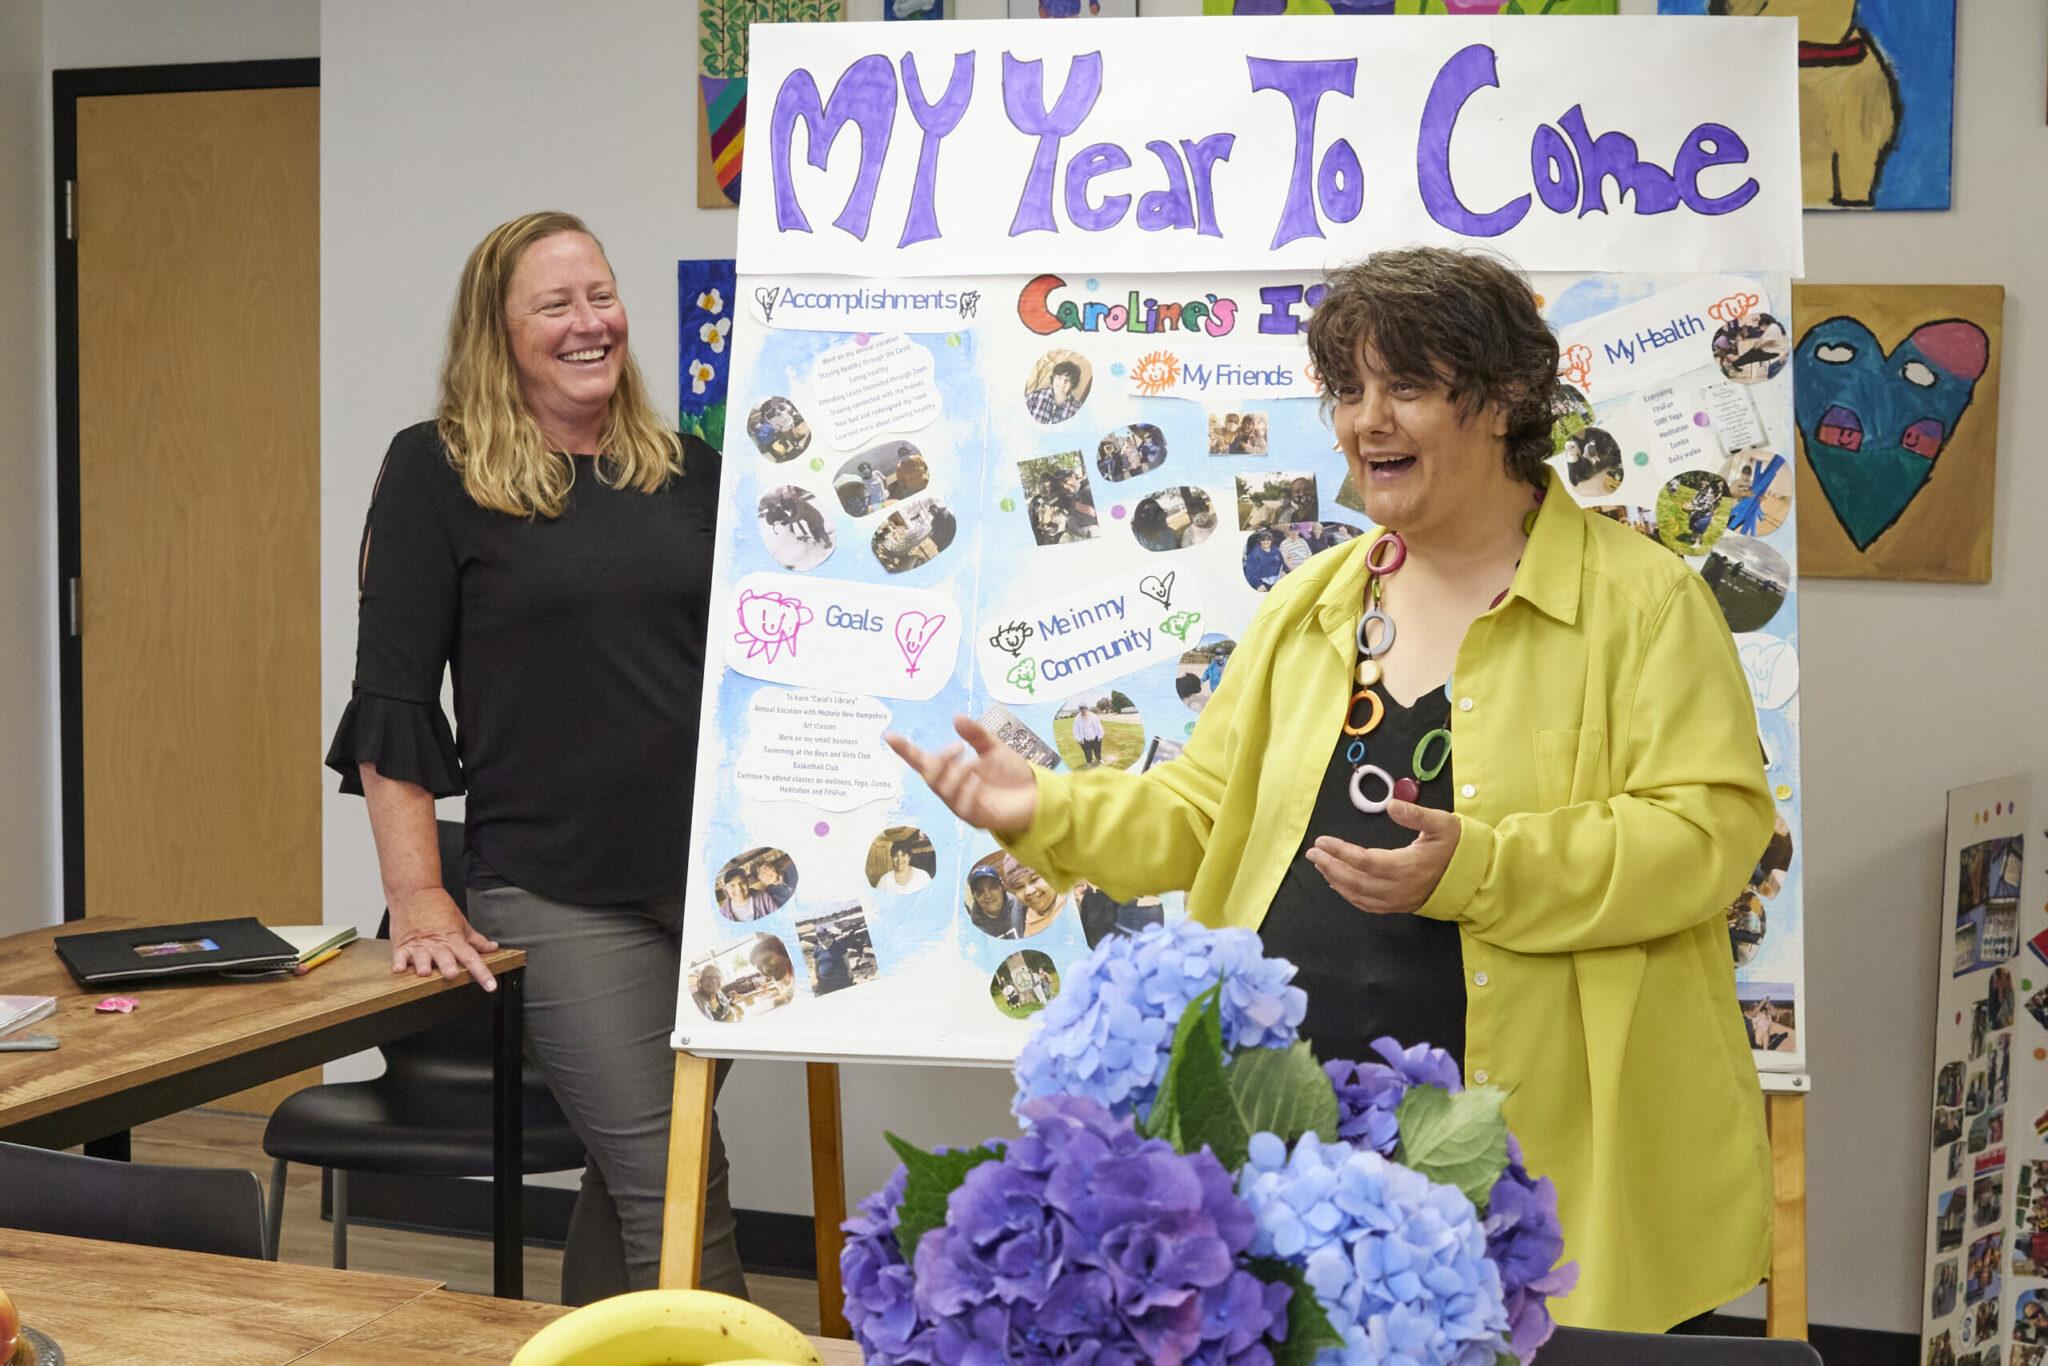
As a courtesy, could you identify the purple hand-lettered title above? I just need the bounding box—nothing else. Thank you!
[767,42,1760,251]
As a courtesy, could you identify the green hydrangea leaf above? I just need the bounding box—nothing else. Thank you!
[1225,1041,1340,1148]
[1393,1083,1511,1212]
[883,1132,1005,1265]
[1139,987,1249,1168]
[1248,1256,1347,1365]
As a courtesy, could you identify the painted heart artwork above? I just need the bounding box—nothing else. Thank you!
[1790,284,2004,582]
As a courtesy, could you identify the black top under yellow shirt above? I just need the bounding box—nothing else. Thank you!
[1258,675,1466,1069]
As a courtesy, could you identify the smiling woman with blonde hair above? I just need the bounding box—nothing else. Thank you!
[326,210,737,1303]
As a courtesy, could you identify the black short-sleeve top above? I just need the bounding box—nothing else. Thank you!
[325,422,721,905]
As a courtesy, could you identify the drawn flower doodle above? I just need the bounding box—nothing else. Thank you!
[733,588,813,665]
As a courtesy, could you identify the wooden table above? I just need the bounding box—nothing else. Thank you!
[0,919,530,1296]
[0,1230,862,1364]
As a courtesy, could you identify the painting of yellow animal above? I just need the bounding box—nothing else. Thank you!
[1663,0,1954,210]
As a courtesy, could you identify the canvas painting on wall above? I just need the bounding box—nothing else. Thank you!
[679,260,738,448]
[1791,283,2003,581]
[697,0,845,209]
[1658,0,1956,210]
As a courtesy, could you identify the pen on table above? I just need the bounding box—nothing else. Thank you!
[296,947,344,976]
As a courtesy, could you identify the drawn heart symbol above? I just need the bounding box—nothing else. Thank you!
[1139,572,1175,609]
[753,285,780,321]
[1794,316,1989,551]
[894,610,947,677]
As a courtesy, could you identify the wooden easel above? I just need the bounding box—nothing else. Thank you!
[662,1054,1810,1344]
[1764,1090,1807,1339]
[660,1052,853,1338]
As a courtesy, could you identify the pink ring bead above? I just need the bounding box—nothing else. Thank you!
[1365,531,1407,576]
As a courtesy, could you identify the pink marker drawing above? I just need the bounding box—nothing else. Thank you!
[733,588,814,665]
[894,610,947,677]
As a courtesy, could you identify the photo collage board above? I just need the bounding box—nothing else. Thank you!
[675,15,1809,1067]
[1922,774,2045,1366]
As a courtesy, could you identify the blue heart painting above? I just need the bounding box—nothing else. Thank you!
[1793,314,1988,552]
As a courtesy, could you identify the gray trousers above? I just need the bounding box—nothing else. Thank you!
[468,885,746,1304]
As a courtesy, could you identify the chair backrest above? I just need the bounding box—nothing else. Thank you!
[1539,1326,1824,1365]
[0,1140,268,1259]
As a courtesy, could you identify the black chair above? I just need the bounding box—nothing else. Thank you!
[261,820,583,1266]
[1540,1326,1824,1364]
[0,1140,268,1259]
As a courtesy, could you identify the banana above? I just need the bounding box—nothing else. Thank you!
[511,1288,824,1365]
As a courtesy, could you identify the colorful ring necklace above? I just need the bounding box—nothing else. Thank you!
[1343,509,1536,816]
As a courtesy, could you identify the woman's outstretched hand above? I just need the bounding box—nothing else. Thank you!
[1305,800,1461,916]
[885,717,1039,838]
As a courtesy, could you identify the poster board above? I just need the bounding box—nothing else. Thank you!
[676,15,1810,1073]
[1922,774,2040,1366]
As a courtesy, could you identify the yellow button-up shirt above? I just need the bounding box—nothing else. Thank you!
[1003,469,1776,1331]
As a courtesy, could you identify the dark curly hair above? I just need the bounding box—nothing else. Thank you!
[1306,248,1562,489]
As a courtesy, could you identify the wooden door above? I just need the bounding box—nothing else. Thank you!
[73,85,320,1106]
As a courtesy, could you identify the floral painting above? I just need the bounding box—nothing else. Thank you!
[679,259,737,448]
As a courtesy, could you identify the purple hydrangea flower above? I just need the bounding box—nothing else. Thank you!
[1013,921,1306,1120]
[912,1094,1285,1364]
[1485,1136,1580,1362]
[1239,1130,1510,1366]
[840,1165,939,1361]
[1323,1038,1577,1362]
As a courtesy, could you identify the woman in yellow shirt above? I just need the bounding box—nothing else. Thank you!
[888,248,1776,1332]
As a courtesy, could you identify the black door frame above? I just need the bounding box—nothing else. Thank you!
[53,58,319,920]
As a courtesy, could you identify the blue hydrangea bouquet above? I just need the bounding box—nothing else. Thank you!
[841,921,1578,1365]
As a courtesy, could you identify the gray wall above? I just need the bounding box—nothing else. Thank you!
[0,0,50,939]
[5,0,2045,1335]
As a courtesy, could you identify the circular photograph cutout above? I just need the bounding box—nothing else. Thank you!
[1702,534,1791,633]
[797,900,879,997]
[866,825,936,895]
[1130,486,1217,552]
[1725,889,1766,967]
[1242,522,1362,591]
[1053,691,1144,771]
[1654,470,1732,556]
[1208,411,1269,455]
[1074,881,1165,950]
[1563,426,1623,497]
[756,485,835,572]
[685,933,798,1023]
[1019,451,1102,546]
[1237,472,1319,531]
[1096,423,1167,482]
[1548,381,1594,456]
[1176,634,1236,713]
[991,950,1061,1020]
[745,395,811,462]
[963,851,1066,940]
[1023,349,1092,425]
[711,847,798,923]
[832,441,932,518]
[1725,448,1791,536]
[1711,311,1790,384]
[870,495,958,574]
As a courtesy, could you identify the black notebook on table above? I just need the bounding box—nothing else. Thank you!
[53,917,300,986]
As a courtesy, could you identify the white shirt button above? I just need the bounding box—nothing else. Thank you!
[1473,1069,1490,1084]
[1460,783,1477,799]
[1459,697,1474,712]
[1473,970,1489,987]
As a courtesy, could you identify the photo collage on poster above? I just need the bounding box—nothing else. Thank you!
[672,267,1808,1067]
[1925,780,2040,1366]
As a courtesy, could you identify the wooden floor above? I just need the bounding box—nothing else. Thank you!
[125,1107,826,1333]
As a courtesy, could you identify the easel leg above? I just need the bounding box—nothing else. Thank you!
[659,1050,718,1290]
[808,1061,851,1339]
[1764,1092,1808,1339]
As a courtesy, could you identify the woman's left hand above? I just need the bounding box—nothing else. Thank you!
[1306,800,1461,916]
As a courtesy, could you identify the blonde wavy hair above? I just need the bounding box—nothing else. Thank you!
[437,211,680,519]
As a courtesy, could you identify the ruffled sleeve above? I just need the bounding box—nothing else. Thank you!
[326,425,465,798]
[325,691,462,796]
